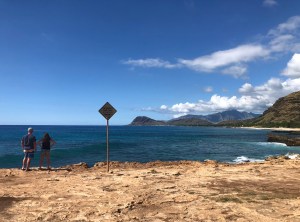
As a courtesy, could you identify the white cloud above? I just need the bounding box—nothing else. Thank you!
[282,78,300,92]
[203,86,213,93]
[158,75,300,115]
[122,58,181,69]
[263,0,278,7]
[178,44,269,72]
[123,16,300,79]
[269,34,294,52]
[268,16,300,36]
[173,113,188,118]
[163,94,270,114]
[221,65,248,78]
[160,105,168,110]
[277,16,300,33]
[282,53,300,78]
[239,83,254,94]
[134,18,300,117]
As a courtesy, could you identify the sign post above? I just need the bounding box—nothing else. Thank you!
[99,102,117,172]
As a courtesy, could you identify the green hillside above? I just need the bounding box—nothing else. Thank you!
[246,91,300,128]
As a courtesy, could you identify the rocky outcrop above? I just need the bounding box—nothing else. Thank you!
[129,116,166,126]
[267,134,300,146]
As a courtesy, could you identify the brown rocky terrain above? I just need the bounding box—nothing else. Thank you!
[1,157,300,221]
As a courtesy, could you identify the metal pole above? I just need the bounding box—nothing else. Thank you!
[106,119,109,172]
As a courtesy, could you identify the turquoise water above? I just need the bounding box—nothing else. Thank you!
[0,125,299,168]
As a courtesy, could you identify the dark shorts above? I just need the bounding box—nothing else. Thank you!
[41,149,50,154]
[24,152,34,159]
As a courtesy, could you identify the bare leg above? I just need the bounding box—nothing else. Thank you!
[26,158,31,171]
[22,157,27,170]
[46,152,51,169]
[39,152,45,169]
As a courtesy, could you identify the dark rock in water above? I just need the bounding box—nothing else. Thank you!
[265,155,291,161]
[265,156,278,161]
[267,134,300,146]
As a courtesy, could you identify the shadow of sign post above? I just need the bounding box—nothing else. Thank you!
[99,102,117,172]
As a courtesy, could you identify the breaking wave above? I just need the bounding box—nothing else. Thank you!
[233,156,264,163]
[285,153,300,159]
[255,142,287,147]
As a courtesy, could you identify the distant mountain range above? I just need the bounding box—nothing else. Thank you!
[129,109,260,126]
[129,91,300,128]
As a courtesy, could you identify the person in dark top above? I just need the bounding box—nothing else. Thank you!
[21,127,37,171]
[37,133,56,170]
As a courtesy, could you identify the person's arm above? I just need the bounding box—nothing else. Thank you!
[50,139,56,148]
[37,139,42,148]
[21,138,24,149]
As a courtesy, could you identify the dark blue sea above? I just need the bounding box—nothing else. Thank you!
[0,125,299,168]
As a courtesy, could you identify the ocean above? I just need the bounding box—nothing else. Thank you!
[0,125,299,168]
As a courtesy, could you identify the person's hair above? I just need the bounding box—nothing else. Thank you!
[42,133,51,143]
[28,127,33,133]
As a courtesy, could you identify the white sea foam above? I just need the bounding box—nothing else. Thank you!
[285,153,300,159]
[233,156,264,163]
[256,142,287,147]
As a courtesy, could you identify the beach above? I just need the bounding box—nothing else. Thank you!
[240,127,300,132]
[1,157,300,222]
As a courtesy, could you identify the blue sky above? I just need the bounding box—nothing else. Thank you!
[1,0,300,125]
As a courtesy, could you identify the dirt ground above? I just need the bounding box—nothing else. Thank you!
[0,158,300,222]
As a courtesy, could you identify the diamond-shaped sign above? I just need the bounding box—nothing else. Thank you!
[99,102,117,120]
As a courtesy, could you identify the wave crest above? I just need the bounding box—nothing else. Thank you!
[256,142,287,147]
[233,156,264,163]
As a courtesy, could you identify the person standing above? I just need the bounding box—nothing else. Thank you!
[37,133,56,170]
[21,127,37,171]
